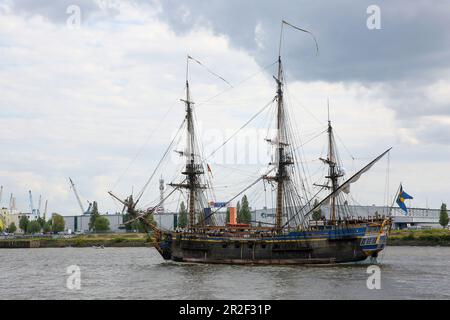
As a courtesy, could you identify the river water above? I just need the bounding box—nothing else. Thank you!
[1,246,449,299]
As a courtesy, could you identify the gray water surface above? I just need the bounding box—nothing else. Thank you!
[1,246,449,299]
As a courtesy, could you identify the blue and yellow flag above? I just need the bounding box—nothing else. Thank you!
[396,185,413,214]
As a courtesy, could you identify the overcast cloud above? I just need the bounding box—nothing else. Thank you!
[0,0,449,215]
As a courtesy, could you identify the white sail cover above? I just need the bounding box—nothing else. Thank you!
[302,147,392,221]
[342,163,367,194]
[339,148,391,197]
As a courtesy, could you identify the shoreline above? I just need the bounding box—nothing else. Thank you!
[0,233,154,248]
[1,229,450,248]
[387,229,450,246]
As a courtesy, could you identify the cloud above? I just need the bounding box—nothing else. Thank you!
[0,0,448,215]
[0,1,278,213]
[158,0,450,81]
[156,0,450,145]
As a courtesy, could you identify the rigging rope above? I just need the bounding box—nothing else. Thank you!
[135,118,186,203]
[188,55,233,88]
[281,20,320,56]
[203,167,276,223]
[201,97,276,164]
[196,60,278,108]
[110,86,186,191]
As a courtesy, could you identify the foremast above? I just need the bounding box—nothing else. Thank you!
[169,58,206,230]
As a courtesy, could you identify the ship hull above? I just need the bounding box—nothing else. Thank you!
[170,240,368,265]
[158,226,387,265]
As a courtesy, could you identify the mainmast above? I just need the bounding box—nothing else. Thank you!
[263,54,293,233]
[263,22,300,234]
[268,20,319,231]
[275,57,289,232]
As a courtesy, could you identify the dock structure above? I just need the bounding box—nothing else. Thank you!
[0,239,40,248]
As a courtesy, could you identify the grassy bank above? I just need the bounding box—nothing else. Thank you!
[0,233,155,248]
[388,229,450,246]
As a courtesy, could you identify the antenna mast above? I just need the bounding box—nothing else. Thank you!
[159,176,165,214]
[38,195,42,218]
[29,190,34,215]
[43,200,48,221]
[9,194,14,214]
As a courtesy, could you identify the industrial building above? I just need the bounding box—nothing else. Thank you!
[254,205,444,229]
[2,204,445,234]
[63,214,125,233]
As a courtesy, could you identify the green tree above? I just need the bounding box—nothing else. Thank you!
[140,212,156,231]
[439,203,449,228]
[178,201,188,228]
[123,211,155,232]
[236,201,241,222]
[52,214,65,233]
[312,199,322,221]
[27,220,41,234]
[19,215,30,233]
[238,195,251,224]
[43,221,52,234]
[7,222,17,233]
[93,216,110,232]
[36,217,45,228]
[123,213,140,232]
[123,213,132,231]
[225,207,230,224]
[89,201,100,231]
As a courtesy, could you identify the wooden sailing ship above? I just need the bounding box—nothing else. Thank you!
[109,21,392,264]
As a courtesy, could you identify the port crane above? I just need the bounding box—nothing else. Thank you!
[69,177,92,215]
[38,195,42,217]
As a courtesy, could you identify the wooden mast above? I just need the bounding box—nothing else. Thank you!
[185,79,197,228]
[327,119,337,222]
[169,56,205,230]
[275,55,285,232]
[273,21,294,233]
[325,102,339,223]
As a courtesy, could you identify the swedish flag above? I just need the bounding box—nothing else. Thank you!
[396,184,413,214]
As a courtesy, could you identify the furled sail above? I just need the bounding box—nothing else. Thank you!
[284,147,392,226]
[312,147,391,214]
[340,148,391,196]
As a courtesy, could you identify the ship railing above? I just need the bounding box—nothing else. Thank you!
[178,226,278,238]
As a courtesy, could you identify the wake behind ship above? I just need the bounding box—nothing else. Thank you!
[109,21,392,265]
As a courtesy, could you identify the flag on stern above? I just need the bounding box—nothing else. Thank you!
[396,184,413,214]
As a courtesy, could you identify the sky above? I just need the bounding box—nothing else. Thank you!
[0,0,449,216]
